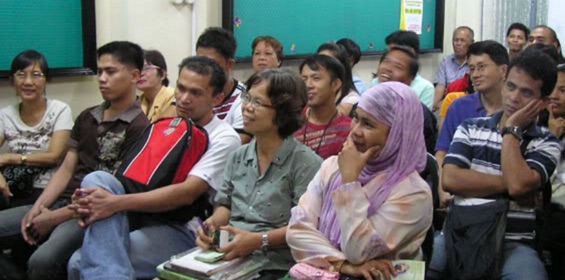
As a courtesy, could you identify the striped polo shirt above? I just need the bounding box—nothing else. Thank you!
[444,111,561,206]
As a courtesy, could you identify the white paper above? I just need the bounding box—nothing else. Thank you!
[402,0,424,34]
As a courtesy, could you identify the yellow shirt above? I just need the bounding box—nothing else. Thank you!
[139,86,177,123]
[439,91,466,119]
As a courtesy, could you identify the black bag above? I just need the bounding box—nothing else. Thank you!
[444,199,509,280]
[1,165,45,198]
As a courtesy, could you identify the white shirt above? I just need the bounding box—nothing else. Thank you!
[0,99,73,188]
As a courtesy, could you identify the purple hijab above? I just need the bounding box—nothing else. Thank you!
[318,81,427,249]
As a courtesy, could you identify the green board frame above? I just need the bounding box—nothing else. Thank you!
[223,0,444,62]
[0,0,96,79]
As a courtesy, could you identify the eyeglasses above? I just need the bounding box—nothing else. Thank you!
[241,93,275,109]
[13,71,45,81]
[142,65,161,72]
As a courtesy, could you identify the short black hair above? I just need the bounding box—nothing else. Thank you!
[467,40,509,66]
[10,50,50,82]
[532,25,558,43]
[97,41,144,71]
[245,69,306,138]
[178,56,227,97]
[299,54,345,95]
[385,30,420,54]
[380,45,419,79]
[508,47,557,98]
[144,49,169,86]
[317,42,357,104]
[526,43,560,62]
[196,27,237,60]
[558,63,565,73]
[336,38,362,66]
[506,22,530,39]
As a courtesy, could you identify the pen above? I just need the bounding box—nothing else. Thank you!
[198,218,209,235]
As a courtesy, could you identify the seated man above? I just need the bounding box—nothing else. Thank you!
[0,41,150,280]
[435,40,509,205]
[294,55,351,159]
[433,26,474,111]
[428,48,560,280]
[66,56,241,279]
[196,27,251,144]
[373,45,437,154]
[383,30,435,109]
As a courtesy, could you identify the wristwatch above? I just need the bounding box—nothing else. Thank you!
[261,233,270,252]
[501,126,523,141]
[20,155,27,165]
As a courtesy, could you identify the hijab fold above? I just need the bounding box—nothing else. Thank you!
[318,81,427,249]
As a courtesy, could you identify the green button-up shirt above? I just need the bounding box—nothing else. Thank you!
[215,137,322,271]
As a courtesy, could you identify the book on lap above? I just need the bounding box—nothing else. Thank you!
[158,247,267,280]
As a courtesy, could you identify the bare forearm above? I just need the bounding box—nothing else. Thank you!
[443,164,505,197]
[210,206,231,227]
[34,165,74,208]
[433,84,446,111]
[265,226,288,248]
[2,131,70,167]
[501,135,540,197]
[114,176,208,213]
[3,152,63,167]
[114,184,206,213]
[51,207,75,224]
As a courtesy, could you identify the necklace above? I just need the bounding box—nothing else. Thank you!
[303,109,338,155]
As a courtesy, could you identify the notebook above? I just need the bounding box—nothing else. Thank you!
[168,248,243,276]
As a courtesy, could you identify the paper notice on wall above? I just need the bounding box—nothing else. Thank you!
[400,0,423,34]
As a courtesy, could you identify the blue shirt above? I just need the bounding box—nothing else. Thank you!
[434,53,469,86]
[353,75,367,94]
[435,92,487,152]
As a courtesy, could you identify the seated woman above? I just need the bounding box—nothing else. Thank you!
[196,69,322,278]
[0,50,73,209]
[252,36,283,73]
[317,42,359,116]
[137,49,176,122]
[287,82,433,278]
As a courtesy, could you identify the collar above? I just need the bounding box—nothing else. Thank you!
[222,78,239,104]
[470,92,486,113]
[450,53,468,68]
[140,86,170,110]
[488,111,542,138]
[89,100,142,124]
[244,136,298,166]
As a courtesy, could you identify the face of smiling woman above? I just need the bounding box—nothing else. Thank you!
[349,107,390,157]
[241,81,278,137]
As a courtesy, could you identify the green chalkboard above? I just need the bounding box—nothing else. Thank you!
[0,0,96,79]
[223,0,444,61]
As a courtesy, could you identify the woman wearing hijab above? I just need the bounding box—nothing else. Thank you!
[287,82,433,279]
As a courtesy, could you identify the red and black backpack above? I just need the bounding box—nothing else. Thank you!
[115,117,211,226]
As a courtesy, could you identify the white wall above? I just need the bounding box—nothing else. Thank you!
[0,0,482,118]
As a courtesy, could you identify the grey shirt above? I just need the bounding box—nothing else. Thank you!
[215,137,322,271]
